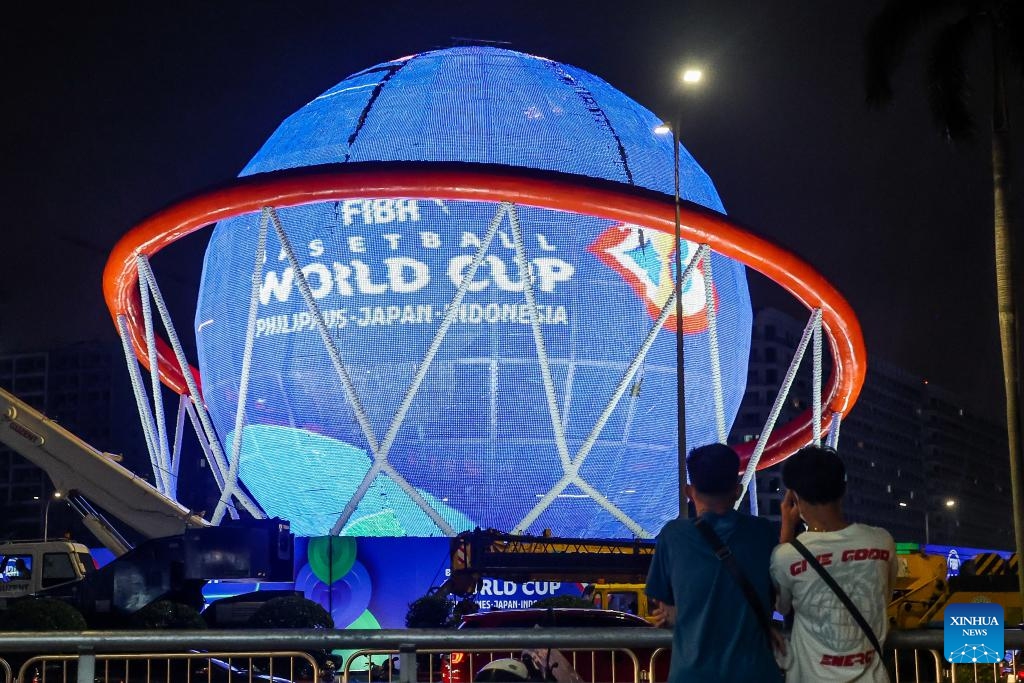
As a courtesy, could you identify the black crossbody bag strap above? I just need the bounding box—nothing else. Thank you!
[791,539,891,680]
[693,516,774,642]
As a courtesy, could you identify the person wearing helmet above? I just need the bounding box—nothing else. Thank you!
[475,651,581,683]
[475,658,532,682]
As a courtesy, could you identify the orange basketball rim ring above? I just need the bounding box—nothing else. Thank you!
[102,162,866,476]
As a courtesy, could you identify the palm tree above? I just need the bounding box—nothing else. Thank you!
[865,0,1024,610]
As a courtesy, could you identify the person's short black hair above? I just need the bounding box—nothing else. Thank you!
[781,445,846,504]
[686,443,740,494]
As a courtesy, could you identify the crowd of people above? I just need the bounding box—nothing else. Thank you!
[645,443,897,683]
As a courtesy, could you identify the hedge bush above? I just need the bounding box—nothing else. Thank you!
[130,600,207,630]
[0,597,87,631]
[530,595,596,609]
[247,595,333,629]
[405,593,452,628]
[247,596,335,677]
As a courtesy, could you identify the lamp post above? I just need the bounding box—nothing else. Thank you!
[899,497,955,545]
[932,498,956,546]
[660,67,704,518]
[43,490,62,541]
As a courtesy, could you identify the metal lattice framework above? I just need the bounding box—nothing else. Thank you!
[103,164,866,533]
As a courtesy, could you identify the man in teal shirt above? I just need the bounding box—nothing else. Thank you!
[645,443,782,683]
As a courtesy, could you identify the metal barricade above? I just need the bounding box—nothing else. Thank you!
[0,628,1019,683]
[887,628,1023,683]
[19,650,319,683]
[0,630,669,683]
[342,646,642,683]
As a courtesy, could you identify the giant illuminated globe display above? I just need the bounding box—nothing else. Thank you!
[193,47,751,538]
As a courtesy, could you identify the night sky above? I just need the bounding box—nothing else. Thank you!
[3,1,1020,417]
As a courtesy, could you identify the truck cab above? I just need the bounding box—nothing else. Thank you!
[583,582,655,623]
[0,539,95,609]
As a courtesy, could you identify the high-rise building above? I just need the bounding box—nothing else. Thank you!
[0,342,151,540]
[835,356,927,543]
[920,384,1012,548]
[733,308,1012,549]
[0,351,50,537]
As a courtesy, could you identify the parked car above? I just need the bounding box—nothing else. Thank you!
[441,608,668,683]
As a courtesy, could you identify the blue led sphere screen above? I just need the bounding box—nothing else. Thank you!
[194,47,751,538]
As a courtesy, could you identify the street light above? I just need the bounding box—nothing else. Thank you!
[898,498,956,545]
[665,66,704,518]
[43,490,63,541]
[927,499,956,546]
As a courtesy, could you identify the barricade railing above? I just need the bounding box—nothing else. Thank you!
[342,646,642,683]
[0,628,1019,683]
[887,628,1023,683]
[18,650,319,683]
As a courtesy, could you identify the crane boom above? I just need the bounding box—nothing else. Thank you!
[446,529,655,594]
[0,385,208,550]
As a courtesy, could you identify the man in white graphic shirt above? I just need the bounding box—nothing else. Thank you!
[770,446,897,682]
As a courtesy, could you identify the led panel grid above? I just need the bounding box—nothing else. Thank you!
[195,47,751,538]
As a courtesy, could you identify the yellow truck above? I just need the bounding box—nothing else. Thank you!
[888,547,1021,628]
[583,582,656,623]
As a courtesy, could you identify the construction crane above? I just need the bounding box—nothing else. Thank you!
[0,385,208,555]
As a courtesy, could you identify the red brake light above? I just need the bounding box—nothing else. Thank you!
[444,652,466,683]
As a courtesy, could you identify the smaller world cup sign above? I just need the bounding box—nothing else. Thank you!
[944,603,1004,664]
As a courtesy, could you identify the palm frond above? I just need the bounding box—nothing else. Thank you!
[865,0,964,107]
[926,14,978,140]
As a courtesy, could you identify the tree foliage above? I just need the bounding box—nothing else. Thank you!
[451,597,480,624]
[0,598,87,631]
[247,595,333,629]
[404,593,481,628]
[130,600,208,630]
[865,0,1024,611]
[865,0,1024,140]
[529,595,596,610]
[405,593,453,628]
